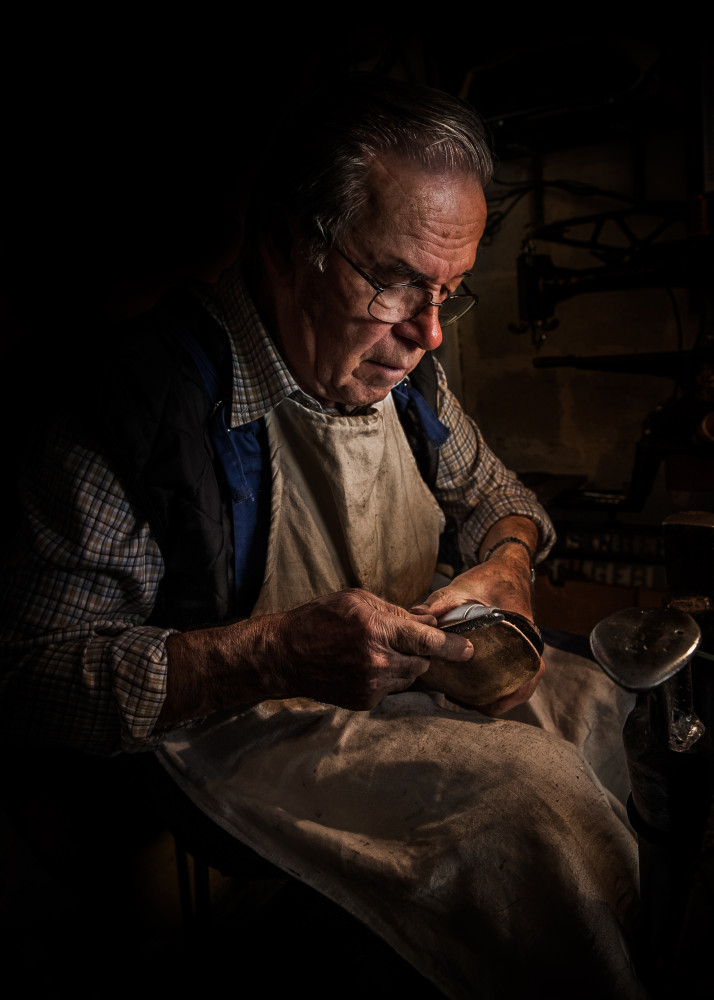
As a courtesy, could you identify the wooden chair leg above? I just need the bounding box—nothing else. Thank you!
[193,852,211,926]
[174,836,211,932]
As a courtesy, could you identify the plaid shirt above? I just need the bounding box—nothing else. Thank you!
[0,265,554,753]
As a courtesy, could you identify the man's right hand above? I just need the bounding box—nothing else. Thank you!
[160,588,473,730]
[273,588,474,710]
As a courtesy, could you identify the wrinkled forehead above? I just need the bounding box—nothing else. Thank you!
[357,155,485,234]
[344,156,487,278]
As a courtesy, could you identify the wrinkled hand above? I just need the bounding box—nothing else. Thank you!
[412,559,533,624]
[410,550,543,716]
[274,588,474,710]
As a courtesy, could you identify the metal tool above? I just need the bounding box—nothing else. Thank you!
[438,603,544,657]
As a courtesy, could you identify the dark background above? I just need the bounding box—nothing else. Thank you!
[4,22,705,326]
[2,18,713,999]
[4,21,711,605]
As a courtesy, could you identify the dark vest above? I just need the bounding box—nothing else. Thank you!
[86,287,450,631]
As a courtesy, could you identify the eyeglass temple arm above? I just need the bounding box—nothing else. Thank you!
[331,246,386,294]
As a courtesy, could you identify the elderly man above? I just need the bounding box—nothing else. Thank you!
[1,74,646,997]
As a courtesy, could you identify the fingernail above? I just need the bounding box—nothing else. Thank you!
[461,641,474,660]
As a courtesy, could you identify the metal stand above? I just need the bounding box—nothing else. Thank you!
[590,511,714,996]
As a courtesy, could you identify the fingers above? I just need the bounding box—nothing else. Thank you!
[410,571,494,620]
[319,590,543,715]
[410,581,471,615]
[343,589,473,664]
[387,615,473,663]
[275,589,468,710]
[411,564,535,624]
[409,609,439,626]
[277,589,479,712]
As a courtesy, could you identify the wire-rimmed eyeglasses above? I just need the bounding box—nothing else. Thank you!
[333,246,478,327]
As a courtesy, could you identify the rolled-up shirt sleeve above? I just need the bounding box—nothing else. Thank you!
[0,415,174,754]
[431,359,556,567]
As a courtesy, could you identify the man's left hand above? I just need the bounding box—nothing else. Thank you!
[411,555,533,624]
[410,516,543,715]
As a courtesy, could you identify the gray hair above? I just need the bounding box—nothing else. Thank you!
[249,72,494,269]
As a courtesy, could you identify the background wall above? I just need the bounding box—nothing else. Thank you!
[446,35,710,511]
[368,30,713,625]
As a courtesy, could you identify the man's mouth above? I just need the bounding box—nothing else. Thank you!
[365,357,415,376]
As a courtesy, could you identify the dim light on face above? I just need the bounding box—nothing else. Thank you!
[277,158,487,408]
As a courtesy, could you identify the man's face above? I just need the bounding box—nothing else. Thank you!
[274,157,487,408]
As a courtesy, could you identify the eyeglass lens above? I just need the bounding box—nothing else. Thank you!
[369,284,475,326]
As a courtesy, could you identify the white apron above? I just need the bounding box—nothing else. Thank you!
[251,393,444,614]
[158,394,646,999]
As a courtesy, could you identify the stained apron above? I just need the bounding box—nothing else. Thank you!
[158,393,646,999]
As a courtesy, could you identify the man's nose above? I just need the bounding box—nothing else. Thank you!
[399,304,443,351]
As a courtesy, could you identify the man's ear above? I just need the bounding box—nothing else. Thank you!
[258,203,301,286]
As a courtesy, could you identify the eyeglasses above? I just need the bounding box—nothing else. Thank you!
[333,246,478,327]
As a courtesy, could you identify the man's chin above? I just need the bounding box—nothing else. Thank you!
[348,359,419,402]
[330,384,394,408]
[345,373,408,407]
[325,359,421,407]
